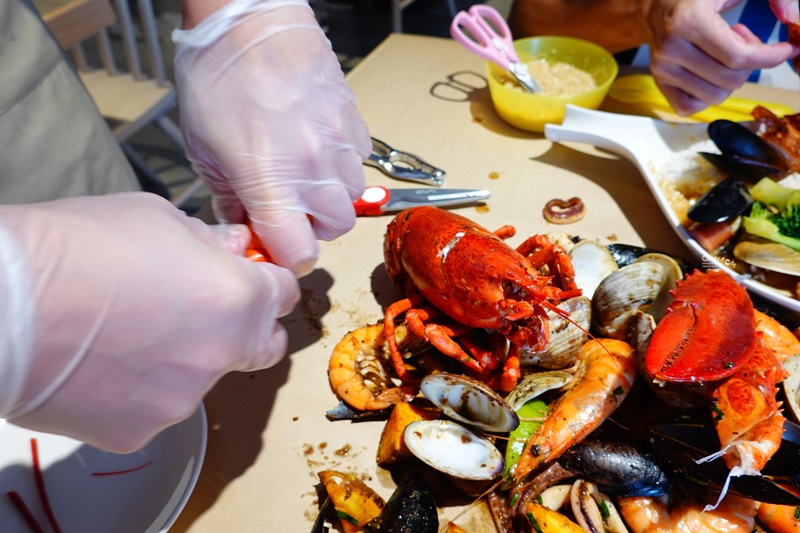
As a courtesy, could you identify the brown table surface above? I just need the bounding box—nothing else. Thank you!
[168,33,800,531]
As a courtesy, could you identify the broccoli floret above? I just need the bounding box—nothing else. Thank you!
[774,203,800,237]
[743,201,800,251]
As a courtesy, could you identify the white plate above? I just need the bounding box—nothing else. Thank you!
[0,406,206,532]
[545,105,800,323]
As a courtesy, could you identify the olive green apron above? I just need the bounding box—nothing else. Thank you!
[0,0,140,204]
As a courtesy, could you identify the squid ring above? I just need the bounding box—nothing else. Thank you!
[543,197,585,224]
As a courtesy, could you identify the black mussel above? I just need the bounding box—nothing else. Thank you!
[686,178,753,224]
[648,422,800,505]
[367,472,439,532]
[605,243,694,276]
[703,119,790,182]
[325,401,394,422]
[699,152,788,181]
[558,439,672,497]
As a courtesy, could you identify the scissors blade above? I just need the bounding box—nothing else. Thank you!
[385,188,490,212]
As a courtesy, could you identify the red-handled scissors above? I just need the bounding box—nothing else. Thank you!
[354,185,490,216]
[450,4,540,93]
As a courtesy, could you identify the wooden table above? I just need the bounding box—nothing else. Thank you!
[168,33,800,531]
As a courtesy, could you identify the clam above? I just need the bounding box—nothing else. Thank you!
[633,253,684,321]
[505,370,573,412]
[569,240,619,300]
[733,240,800,276]
[591,256,681,340]
[420,373,519,433]
[403,419,505,481]
[518,296,591,369]
[782,354,800,426]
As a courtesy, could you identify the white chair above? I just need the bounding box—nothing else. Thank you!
[37,0,205,208]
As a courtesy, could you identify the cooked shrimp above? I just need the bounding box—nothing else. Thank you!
[511,339,637,489]
[328,323,422,410]
[618,494,757,533]
[757,502,800,532]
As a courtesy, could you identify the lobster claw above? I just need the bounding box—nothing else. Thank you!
[644,270,757,382]
[648,422,800,505]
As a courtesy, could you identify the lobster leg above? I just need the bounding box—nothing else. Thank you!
[425,325,486,373]
[386,295,501,378]
[458,332,502,371]
[517,235,580,293]
[493,225,516,240]
[384,295,424,380]
[500,344,521,393]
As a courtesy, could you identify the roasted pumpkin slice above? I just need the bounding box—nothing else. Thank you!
[318,470,385,533]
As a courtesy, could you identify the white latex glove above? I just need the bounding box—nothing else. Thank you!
[646,0,798,116]
[173,0,371,276]
[0,193,299,453]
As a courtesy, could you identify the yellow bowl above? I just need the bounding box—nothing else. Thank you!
[486,36,618,133]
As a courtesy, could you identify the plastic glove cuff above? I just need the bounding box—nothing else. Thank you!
[0,219,34,418]
[172,0,313,49]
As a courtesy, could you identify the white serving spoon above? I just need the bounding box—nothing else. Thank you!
[544,104,800,323]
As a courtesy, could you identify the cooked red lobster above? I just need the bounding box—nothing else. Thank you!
[382,206,582,391]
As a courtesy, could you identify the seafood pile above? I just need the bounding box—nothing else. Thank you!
[319,206,800,532]
[677,107,800,300]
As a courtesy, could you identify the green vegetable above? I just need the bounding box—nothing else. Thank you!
[750,178,800,209]
[503,399,548,479]
[743,202,800,251]
[742,179,800,250]
[336,510,359,526]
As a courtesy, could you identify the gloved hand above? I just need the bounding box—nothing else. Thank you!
[0,193,299,453]
[645,0,797,116]
[173,0,371,277]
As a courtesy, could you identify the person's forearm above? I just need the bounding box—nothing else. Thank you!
[508,0,653,54]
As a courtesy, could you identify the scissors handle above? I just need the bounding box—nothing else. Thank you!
[353,185,390,216]
[450,4,519,69]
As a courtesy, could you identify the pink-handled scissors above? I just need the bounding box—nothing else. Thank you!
[450,4,540,93]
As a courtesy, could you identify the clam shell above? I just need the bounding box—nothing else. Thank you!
[733,240,800,276]
[782,354,800,425]
[420,373,519,432]
[505,370,573,411]
[403,419,504,481]
[519,296,591,368]
[570,240,620,301]
[591,258,679,340]
[634,253,683,321]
